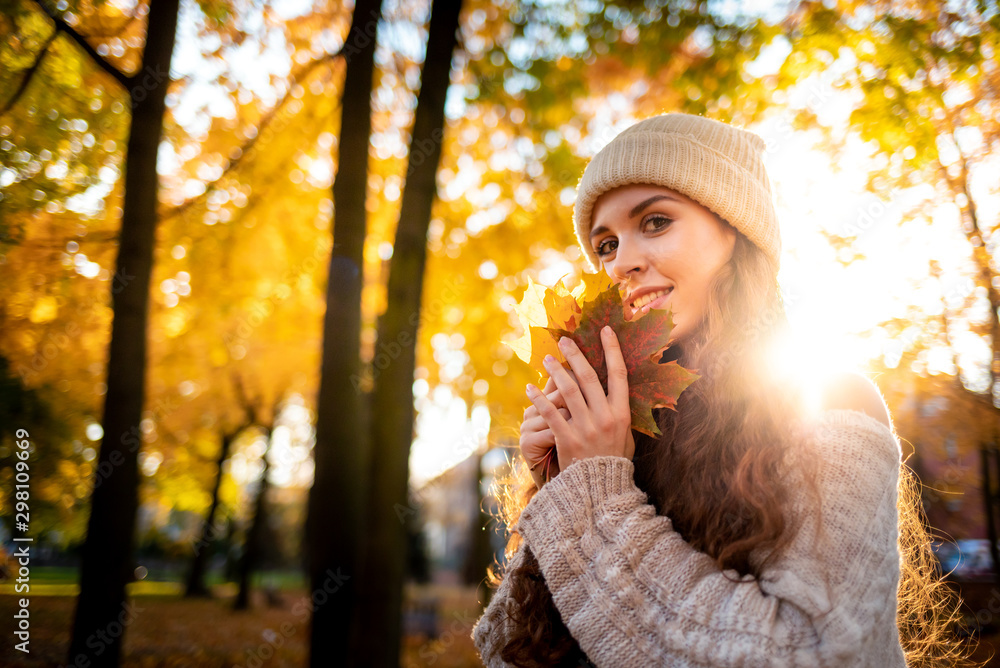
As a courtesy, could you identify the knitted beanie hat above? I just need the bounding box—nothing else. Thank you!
[573,113,781,274]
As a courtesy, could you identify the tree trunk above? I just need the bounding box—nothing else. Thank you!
[355,0,464,664]
[66,1,179,665]
[305,0,384,664]
[235,427,272,610]
[185,428,238,597]
[224,515,240,582]
[462,454,494,587]
[981,445,1000,581]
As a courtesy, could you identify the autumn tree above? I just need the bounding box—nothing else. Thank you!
[184,374,256,598]
[348,0,465,665]
[304,0,383,664]
[4,0,187,664]
[778,0,999,406]
[776,0,1000,564]
[234,393,283,610]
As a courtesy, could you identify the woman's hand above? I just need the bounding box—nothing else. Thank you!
[526,326,635,473]
[520,373,574,489]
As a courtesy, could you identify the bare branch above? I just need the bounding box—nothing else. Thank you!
[32,0,134,90]
[232,371,259,429]
[0,29,59,118]
[265,390,286,432]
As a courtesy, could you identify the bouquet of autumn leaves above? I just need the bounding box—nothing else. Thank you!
[503,272,700,482]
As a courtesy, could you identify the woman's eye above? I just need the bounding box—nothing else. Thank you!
[646,215,673,231]
[594,239,617,257]
[594,217,671,257]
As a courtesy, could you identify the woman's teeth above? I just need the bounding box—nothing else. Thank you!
[632,289,671,309]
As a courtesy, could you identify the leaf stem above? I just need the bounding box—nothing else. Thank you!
[527,447,556,483]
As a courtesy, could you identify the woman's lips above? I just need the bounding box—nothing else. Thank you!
[630,289,672,318]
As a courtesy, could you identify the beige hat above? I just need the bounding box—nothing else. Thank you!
[573,113,781,274]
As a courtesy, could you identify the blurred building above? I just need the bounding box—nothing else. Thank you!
[414,454,479,585]
[875,365,1000,581]
[413,446,513,586]
[881,373,994,541]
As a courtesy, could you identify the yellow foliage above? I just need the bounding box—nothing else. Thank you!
[209,344,229,367]
[162,308,188,338]
[29,296,59,324]
[571,270,617,303]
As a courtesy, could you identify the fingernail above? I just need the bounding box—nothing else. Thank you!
[544,354,554,364]
[558,337,570,349]
[526,384,536,395]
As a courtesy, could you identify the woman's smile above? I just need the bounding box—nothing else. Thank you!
[628,287,673,319]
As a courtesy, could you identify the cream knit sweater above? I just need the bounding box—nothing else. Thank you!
[471,409,908,667]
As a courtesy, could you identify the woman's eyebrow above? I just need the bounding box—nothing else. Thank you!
[590,194,681,240]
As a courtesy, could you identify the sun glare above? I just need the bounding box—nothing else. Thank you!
[766,323,841,420]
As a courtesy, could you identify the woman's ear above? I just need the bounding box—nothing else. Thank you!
[716,215,738,258]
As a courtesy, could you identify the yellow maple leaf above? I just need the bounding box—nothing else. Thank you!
[544,273,581,330]
[505,276,577,378]
[503,272,626,382]
[571,270,620,303]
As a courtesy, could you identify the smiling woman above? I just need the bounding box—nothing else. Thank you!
[589,184,737,344]
[471,113,979,668]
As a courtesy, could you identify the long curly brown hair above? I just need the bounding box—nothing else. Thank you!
[484,229,981,667]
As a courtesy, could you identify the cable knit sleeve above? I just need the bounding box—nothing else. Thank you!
[512,408,908,668]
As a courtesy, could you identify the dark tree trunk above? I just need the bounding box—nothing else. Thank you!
[185,428,239,597]
[66,1,179,665]
[462,454,494,587]
[224,516,240,582]
[355,0,464,665]
[235,427,272,610]
[980,445,1000,581]
[305,0,383,664]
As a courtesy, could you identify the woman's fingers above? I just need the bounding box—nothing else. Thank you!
[544,371,575,406]
[520,406,569,485]
[527,376,577,443]
[525,328,634,469]
[602,326,630,419]
[553,337,610,421]
[520,409,570,436]
[525,373,573,422]
[521,427,557,452]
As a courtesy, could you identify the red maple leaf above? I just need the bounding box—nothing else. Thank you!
[545,280,700,439]
[503,274,700,482]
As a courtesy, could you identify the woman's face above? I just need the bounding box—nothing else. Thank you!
[589,183,737,344]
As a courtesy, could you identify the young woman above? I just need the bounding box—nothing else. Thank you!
[471,114,977,667]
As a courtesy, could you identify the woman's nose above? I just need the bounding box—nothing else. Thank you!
[609,239,646,282]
